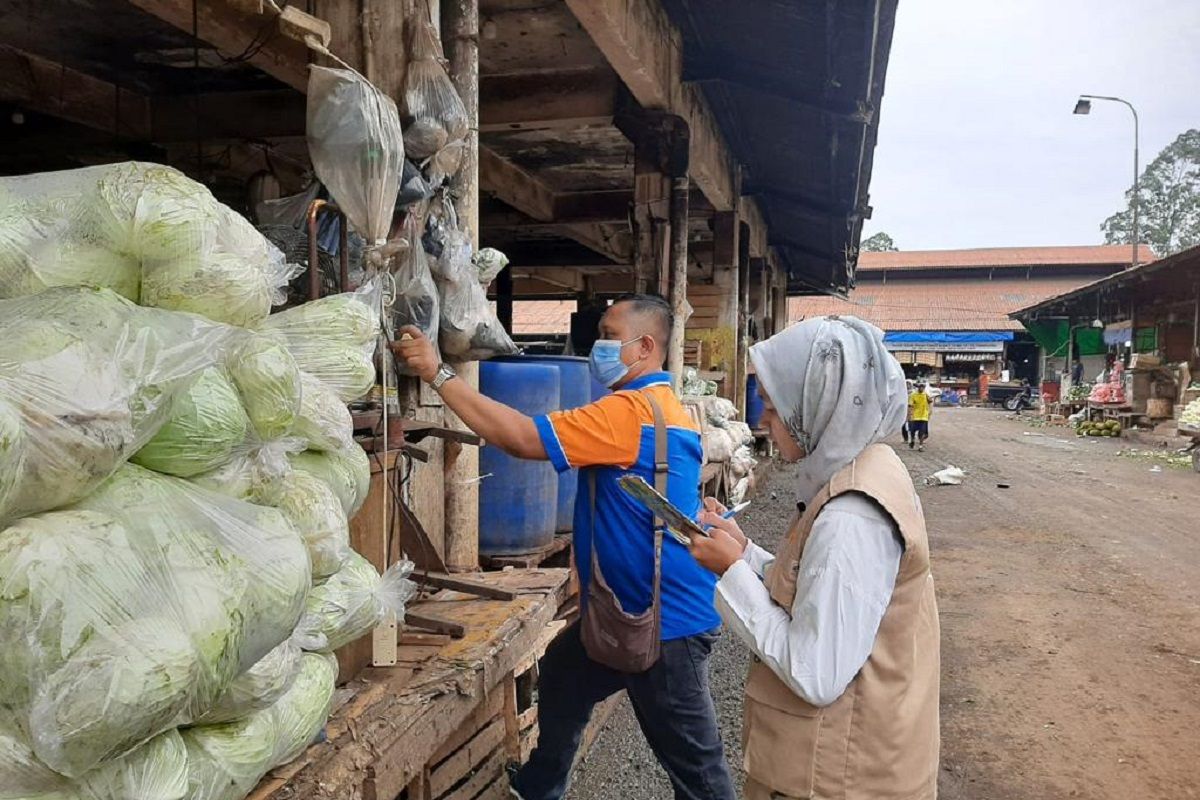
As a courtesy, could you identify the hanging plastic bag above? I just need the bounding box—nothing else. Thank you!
[293,553,416,653]
[401,13,469,185]
[307,67,405,245]
[473,247,509,284]
[390,214,441,370]
[428,206,517,360]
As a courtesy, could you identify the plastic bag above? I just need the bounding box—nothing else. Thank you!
[259,283,381,403]
[189,438,298,504]
[401,14,469,184]
[0,709,75,799]
[181,652,336,800]
[78,729,188,800]
[307,67,405,245]
[289,445,371,518]
[294,372,355,452]
[428,208,516,360]
[0,163,296,327]
[131,367,251,478]
[0,465,311,777]
[259,468,351,580]
[196,640,303,726]
[294,554,416,653]
[390,216,441,369]
[0,287,238,525]
[473,247,509,285]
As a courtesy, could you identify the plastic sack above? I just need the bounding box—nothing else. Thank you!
[473,247,509,285]
[259,468,351,579]
[0,163,295,327]
[227,336,302,441]
[131,367,251,478]
[77,729,188,800]
[0,709,75,800]
[0,287,237,525]
[389,216,441,371]
[197,640,303,726]
[429,211,517,360]
[259,284,381,403]
[290,445,371,518]
[189,439,297,504]
[702,428,735,464]
[181,652,336,800]
[924,466,965,486]
[401,14,469,183]
[0,466,310,777]
[294,554,416,653]
[307,67,404,245]
[294,372,355,452]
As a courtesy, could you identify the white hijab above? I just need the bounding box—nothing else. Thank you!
[749,315,907,505]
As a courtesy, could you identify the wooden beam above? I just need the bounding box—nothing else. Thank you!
[553,190,632,225]
[151,90,306,141]
[0,45,151,139]
[126,0,311,92]
[480,69,618,132]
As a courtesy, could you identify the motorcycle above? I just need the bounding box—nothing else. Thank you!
[1003,384,1036,412]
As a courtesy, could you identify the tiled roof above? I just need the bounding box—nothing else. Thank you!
[506,300,574,334]
[858,244,1154,272]
[788,276,1105,332]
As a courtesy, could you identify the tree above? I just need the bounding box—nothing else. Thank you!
[1101,129,1200,257]
[861,232,898,252]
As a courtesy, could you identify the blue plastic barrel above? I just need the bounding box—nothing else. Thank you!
[479,362,560,555]
[494,355,590,532]
[746,374,765,429]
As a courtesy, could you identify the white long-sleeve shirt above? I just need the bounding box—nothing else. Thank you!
[716,492,903,707]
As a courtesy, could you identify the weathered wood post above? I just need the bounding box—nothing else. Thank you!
[441,0,480,572]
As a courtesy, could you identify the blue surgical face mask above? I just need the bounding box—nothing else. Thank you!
[589,337,642,388]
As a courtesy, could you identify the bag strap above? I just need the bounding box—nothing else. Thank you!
[586,388,669,612]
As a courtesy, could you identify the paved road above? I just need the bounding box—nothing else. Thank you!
[566,407,1200,800]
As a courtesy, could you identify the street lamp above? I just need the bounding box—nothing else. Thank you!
[1073,94,1141,269]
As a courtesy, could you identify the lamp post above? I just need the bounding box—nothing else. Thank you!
[1074,95,1140,268]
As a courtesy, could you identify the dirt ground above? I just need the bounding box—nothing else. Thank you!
[567,406,1200,799]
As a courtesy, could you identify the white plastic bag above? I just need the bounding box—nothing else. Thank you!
[401,14,469,183]
[293,372,355,452]
[294,554,416,653]
[289,445,371,518]
[196,640,303,726]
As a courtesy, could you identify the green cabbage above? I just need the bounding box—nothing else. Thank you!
[0,708,75,800]
[289,446,371,518]
[77,729,188,800]
[227,337,301,441]
[0,399,22,513]
[294,553,415,653]
[271,653,337,765]
[259,291,379,402]
[261,469,350,580]
[188,442,293,504]
[293,372,354,452]
[131,368,250,478]
[197,641,302,726]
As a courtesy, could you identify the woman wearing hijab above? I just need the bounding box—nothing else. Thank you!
[689,315,940,800]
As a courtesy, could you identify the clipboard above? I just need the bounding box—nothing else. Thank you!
[617,474,709,546]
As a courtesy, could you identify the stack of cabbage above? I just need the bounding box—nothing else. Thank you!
[0,164,414,800]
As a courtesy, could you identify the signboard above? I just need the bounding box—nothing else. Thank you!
[885,341,1004,354]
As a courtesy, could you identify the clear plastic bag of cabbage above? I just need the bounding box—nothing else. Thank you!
[259,468,351,580]
[0,466,311,777]
[0,709,75,800]
[131,367,251,478]
[77,729,188,800]
[294,553,416,653]
[188,438,297,504]
[0,287,236,525]
[289,445,370,519]
[294,372,354,452]
[196,640,303,726]
[227,336,302,441]
[258,283,380,402]
[429,213,516,360]
[182,653,336,800]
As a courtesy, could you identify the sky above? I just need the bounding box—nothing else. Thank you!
[862,0,1200,250]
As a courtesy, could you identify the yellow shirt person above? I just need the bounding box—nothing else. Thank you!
[907,385,931,450]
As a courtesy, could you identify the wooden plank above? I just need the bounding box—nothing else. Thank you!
[430,687,507,765]
[441,746,507,800]
[479,147,556,221]
[429,718,506,797]
[480,69,618,132]
[127,0,311,92]
[502,673,520,761]
[0,45,151,139]
[417,573,519,601]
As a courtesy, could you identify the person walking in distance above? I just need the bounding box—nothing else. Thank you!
[392,293,736,800]
[908,381,931,451]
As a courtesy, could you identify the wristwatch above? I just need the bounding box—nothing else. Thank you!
[430,362,457,390]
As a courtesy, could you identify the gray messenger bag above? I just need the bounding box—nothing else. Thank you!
[580,391,667,673]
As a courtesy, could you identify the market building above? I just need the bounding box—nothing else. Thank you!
[787,245,1149,395]
[0,1,897,798]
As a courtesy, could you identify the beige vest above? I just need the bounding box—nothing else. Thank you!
[742,444,940,800]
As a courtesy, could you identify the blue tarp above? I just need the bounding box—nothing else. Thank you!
[883,331,1015,344]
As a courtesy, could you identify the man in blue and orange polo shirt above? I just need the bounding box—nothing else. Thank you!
[395,294,735,800]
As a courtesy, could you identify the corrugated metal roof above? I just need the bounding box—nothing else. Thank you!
[788,276,1107,332]
[858,244,1155,272]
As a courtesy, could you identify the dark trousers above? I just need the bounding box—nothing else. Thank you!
[511,622,736,800]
